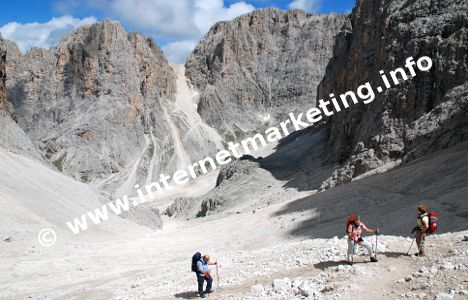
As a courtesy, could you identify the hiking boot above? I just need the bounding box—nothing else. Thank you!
[415,251,425,257]
[370,256,378,262]
[199,294,206,298]
[205,289,214,294]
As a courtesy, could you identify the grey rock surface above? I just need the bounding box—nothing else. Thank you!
[0,36,42,160]
[0,34,7,113]
[316,0,468,187]
[174,0,468,218]
[5,20,221,197]
[186,8,347,139]
[164,158,289,218]
[1,34,161,230]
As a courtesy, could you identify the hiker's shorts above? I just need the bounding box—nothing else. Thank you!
[347,238,373,261]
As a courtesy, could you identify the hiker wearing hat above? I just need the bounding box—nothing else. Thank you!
[346,215,379,264]
[192,253,218,298]
[412,204,430,256]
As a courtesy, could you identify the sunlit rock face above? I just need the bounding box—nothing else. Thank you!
[186,8,347,140]
[5,20,222,197]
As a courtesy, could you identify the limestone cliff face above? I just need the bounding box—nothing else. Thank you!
[0,36,42,160]
[316,0,468,188]
[177,2,467,219]
[5,20,221,197]
[0,35,8,113]
[186,8,347,138]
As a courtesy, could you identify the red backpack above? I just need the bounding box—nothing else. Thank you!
[427,212,439,234]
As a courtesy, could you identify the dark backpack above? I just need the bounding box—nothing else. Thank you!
[191,252,202,272]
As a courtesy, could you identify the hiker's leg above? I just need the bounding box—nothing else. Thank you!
[415,231,422,251]
[360,240,374,258]
[419,233,426,254]
[347,238,354,261]
[197,275,205,295]
[205,275,213,292]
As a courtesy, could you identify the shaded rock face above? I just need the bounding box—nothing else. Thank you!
[186,8,347,139]
[5,20,220,197]
[0,36,42,160]
[165,159,268,218]
[0,35,6,113]
[317,0,468,187]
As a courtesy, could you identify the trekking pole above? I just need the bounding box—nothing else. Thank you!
[216,264,220,289]
[406,234,416,256]
[352,241,356,264]
[375,231,378,259]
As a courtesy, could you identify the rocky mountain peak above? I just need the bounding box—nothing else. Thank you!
[186,8,347,139]
[4,19,219,197]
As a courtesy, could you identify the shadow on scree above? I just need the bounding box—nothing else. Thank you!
[174,291,200,299]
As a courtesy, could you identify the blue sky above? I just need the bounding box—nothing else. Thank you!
[0,0,355,63]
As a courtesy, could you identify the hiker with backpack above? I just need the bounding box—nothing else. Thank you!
[192,252,218,298]
[410,204,438,256]
[346,215,379,265]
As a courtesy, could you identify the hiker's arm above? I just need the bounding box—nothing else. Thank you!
[208,260,218,265]
[361,223,378,234]
[347,224,354,239]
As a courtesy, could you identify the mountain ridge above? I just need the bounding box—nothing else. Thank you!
[3,20,222,198]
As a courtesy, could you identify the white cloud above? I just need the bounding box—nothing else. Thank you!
[53,0,86,15]
[101,0,254,40]
[95,0,254,62]
[162,40,198,64]
[0,15,96,53]
[108,0,194,39]
[193,0,255,34]
[288,0,322,12]
[1,1,255,61]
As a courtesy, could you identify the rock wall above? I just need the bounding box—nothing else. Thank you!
[0,35,6,112]
[5,20,221,197]
[186,8,347,139]
[0,36,42,160]
[0,35,11,114]
[317,0,468,187]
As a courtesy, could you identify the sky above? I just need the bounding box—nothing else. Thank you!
[0,0,355,63]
